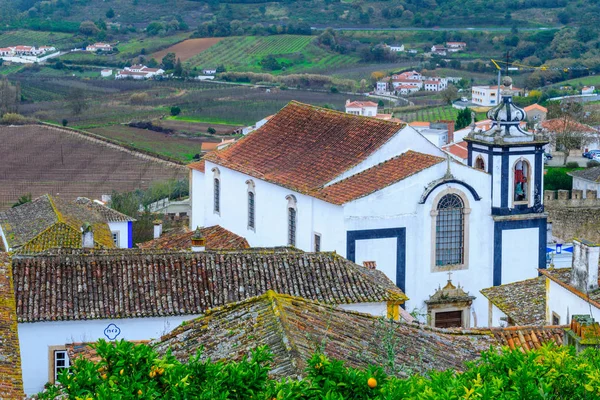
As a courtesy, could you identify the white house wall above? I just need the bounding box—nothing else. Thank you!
[0,224,9,251]
[489,303,509,327]
[343,162,493,326]
[572,178,600,198]
[190,169,205,230]
[19,315,201,396]
[501,228,539,284]
[329,126,445,185]
[108,221,129,248]
[546,277,599,325]
[203,161,344,252]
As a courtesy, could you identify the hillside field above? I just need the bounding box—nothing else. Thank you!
[152,38,222,62]
[0,30,77,49]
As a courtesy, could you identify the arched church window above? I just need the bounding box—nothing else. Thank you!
[435,194,464,266]
[475,156,485,171]
[514,159,530,203]
[286,195,297,246]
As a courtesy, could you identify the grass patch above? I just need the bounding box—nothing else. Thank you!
[0,30,76,49]
[544,166,584,190]
[167,115,242,125]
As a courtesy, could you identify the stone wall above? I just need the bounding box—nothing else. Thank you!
[545,190,600,243]
[0,254,24,399]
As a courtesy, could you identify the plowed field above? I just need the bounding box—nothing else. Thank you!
[152,38,223,62]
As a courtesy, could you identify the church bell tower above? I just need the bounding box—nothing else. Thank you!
[465,77,549,286]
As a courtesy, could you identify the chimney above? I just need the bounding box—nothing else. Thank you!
[191,227,206,252]
[153,220,163,239]
[571,239,600,292]
[565,315,600,352]
[81,222,94,249]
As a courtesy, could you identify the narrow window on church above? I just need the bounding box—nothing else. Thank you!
[213,178,220,213]
[288,208,296,246]
[475,156,485,171]
[435,194,464,266]
[514,160,530,203]
[248,191,255,229]
[314,233,321,252]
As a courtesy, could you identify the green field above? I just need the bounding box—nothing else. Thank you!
[117,32,191,56]
[0,30,76,49]
[185,35,359,74]
[551,75,600,88]
[0,64,23,75]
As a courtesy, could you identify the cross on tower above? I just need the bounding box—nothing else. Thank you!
[447,271,453,282]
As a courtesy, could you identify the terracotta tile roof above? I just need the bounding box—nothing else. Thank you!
[203,101,404,195]
[315,151,444,205]
[540,268,600,309]
[442,141,469,160]
[0,195,115,253]
[75,197,136,222]
[12,249,406,322]
[524,104,547,113]
[345,101,378,108]
[409,121,430,127]
[491,325,565,352]
[201,142,220,151]
[155,291,495,378]
[424,80,440,85]
[568,166,600,183]
[137,225,249,250]
[187,160,205,173]
[0,254,24,398]
[541,118,597,133]
[480,276,547,326]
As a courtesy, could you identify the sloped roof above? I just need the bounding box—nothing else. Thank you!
[154,291,495,378]
[315,151,444,204]
[442,141,469,160]
[187,160,205,173]
[0,195,114,252]
[345,101,378,108]
[0,253,24,397]
[480,276,547,326]
[540,268,600,309]
[491,325,565,352]
[568,166,600,183]
[203,101,404,196]
[541,118,597,133]
[137,225,249,250]
[75,197,135,222]
[12,249,406,322]
[524,104,547,113]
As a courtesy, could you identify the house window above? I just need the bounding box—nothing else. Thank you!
[514,159,530,203]
[475,156,485,171]
[248,192,255,229]
[111,231,119,246]
[552,312,560,325]
[314,233,321,252]
[434,310,463,328]
[48,347,70,384]
[435,194,465,266]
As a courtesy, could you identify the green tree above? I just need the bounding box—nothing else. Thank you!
[79,20,99,36]
[170,106,181,116]
[207,127,216,134]
[106,7,115,19]
[161,52,176,70]
[455,107,472,129]
[174,58,183,76]
[440,84,458,104]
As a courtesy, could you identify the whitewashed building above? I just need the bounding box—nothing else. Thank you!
[345,100,378,116]
[188,88,549,330]
[472,85,524,107]
[74,197,135,248]
[569,167,600,197]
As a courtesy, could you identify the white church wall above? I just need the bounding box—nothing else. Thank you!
[492,153,503,208]
[108,221,129,248]
[329,125,445,185]
[501,227,539,284]
[203,161,345,251]
[546,277,599,326]
[354,237,397,280]
[19,315,200,396]
[338,302,388,317]
[190,169,205,230]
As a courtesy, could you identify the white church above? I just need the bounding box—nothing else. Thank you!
[188,79,548,328]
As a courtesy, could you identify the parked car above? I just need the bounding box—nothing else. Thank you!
[583,150,600,158]
[594,153,600,162]
[544,152,553,160]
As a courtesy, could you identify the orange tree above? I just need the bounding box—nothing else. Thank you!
[38,339,600,399]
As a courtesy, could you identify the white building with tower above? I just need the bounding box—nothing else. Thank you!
[187,83,548,329]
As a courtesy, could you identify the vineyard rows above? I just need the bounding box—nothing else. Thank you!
[0,30,76,49]
[397,106,461,123]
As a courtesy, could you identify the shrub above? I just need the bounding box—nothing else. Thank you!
[62,119,68,127]
[129,92,149,105]
[1,113,35,125]
[566,161,580,168]
[170,106,181,116]
[207,127,216,134]
[587,160,600,168]
[544,168,573,190]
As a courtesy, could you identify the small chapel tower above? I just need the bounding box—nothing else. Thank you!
[465,76,549,286]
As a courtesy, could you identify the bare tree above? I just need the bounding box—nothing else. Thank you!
[69,88,88,115]
[545,100,600,165]
[440,84,458,105]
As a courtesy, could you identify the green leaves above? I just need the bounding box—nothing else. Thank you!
[38,341,600,400]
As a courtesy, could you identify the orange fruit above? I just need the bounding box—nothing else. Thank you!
[120,369,124,376]
[138,389,142,396]
[368,377,377,388]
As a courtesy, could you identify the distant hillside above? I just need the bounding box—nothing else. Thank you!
[0,0,594,30]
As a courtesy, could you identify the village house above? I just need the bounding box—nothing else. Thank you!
[524,103,548,123]
[116,65,165,80]
[540,118,599,153]
[385,43,405,52]
[11,248,406,395]
[74,197,135,248]
[446,42,467,52]
[409,120,454,147]
[568,166,600,198]
[100,69,113,77]
[0,195,117,253]
[392,78,423,90]
[392,70,422,81]
[0,45,58,63]
[202,68,217,75]
[424,79,444,91]
[187,84,549,330]
[86,43,113,52]
[582,85,595,95]
[344,100,378,116]
[397,84,420,95]
[471,84,523,107]
[375,78,390,93]
[431,45,447,55]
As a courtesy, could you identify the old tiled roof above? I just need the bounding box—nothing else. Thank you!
[346,101,378,108]
[541,118,597,133]
[540,268,600,309]
[409,121,430,127]
[316,151,444,204]
[203,101,404,196]
[0,254,24,398]
[524,104,547,113]
[0,194,115,252]
[442,141,469,160]
[491,325,565,353]
[137,225,249,250]
[12,249,406,322]
[154,291,495,378]
[187,160,205,173]
[75,197,136,222]
[480,276,547,326]
[568,166,600,183]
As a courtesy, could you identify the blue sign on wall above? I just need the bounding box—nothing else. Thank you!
[104,323,121,340]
